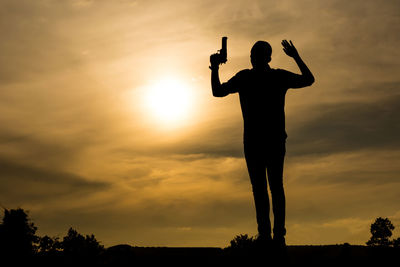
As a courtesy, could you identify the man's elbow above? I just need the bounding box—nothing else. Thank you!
[304,76,315,87]
[212,91,227,97]
[211,85,228,97]
[307,76,315,86]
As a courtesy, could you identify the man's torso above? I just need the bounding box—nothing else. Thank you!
[227,68,290,142]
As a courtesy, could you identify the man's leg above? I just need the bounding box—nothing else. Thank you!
[266,141,286,242]
[244,142,271,240]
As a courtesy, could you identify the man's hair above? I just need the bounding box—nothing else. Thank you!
[251,41,272,58]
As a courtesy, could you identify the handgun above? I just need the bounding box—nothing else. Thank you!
[219,36,227,64]
[210,37,228,66]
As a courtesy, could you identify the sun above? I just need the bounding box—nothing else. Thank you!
[144,77,194,127]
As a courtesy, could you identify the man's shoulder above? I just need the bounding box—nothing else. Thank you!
[236,69,251,75]
[271,68,289,74]
[271,68,297,77]
[236,68,291,75]
[234,69,251,79]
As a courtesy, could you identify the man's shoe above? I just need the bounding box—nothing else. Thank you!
[272,236,286,248]
[272,236,288,259]
[254,234,272,249]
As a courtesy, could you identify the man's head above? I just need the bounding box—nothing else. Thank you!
[250,41,272,69]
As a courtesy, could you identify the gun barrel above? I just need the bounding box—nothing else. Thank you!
[220,37,227,63]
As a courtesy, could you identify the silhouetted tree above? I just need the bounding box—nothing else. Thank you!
[366,217,394,247]
[0,208,39,257]
[392,237,400,248]
[38,235,62,255]
[62,227,104,260]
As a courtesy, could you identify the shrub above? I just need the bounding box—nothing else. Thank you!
[227,234,256,250]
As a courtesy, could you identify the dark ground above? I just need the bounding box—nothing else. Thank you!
[103,245,399,266]
[56,245,400,266]
[14,244,399,266]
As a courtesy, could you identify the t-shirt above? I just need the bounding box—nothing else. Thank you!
[221,68,303,142]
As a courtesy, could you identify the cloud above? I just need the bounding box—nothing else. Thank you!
[288,81,400,156]
[120,80,400,162]
[0,156,109,204]
[0,129,87,169]
[70,0,95,8]
[288,217,371,245]
[0,0,85,84]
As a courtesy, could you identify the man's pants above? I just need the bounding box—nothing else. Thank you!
[244,139,286,239]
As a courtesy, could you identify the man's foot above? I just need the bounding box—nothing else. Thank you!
[272,236,288,260]
[254,234,272,249]
[272,236,286,248]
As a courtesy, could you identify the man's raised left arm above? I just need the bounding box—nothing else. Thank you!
[282,39,315,88]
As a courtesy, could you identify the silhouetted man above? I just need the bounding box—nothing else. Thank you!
[210,40,314,248]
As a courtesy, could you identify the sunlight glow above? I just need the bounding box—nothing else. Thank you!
[144,77,194,127]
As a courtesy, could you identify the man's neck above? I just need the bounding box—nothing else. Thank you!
[252,64,271,72]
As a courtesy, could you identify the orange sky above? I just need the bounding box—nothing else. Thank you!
[1,0,400,247]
